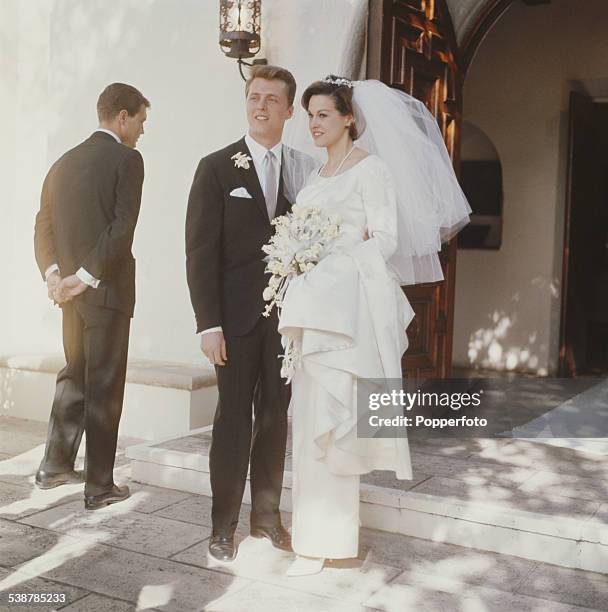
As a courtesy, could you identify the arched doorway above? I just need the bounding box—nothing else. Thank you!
[460,0,515,73]
[372,0,608,378]
[457,0,608,376]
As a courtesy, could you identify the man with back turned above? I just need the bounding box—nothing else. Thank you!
[34,82,149,510]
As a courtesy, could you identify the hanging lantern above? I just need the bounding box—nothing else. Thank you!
[219,1,262,60]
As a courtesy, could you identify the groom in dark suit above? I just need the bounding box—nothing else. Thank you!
[186,65,311,561]
[34,83,149,510]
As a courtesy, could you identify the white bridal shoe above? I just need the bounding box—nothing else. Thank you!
[286,555,325,577]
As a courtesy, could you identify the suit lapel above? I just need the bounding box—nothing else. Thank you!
[233,138,269,223]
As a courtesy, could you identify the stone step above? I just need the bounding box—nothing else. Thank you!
[126,426,608,575]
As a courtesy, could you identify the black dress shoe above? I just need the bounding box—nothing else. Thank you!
[208,534,237,562]
[250,524,292,552]
[35,469,85,490]
[84,485,130,510]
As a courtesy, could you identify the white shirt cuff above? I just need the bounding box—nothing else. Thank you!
[44,264,59,281]
[76,267,100,289]
[200,326,222,335]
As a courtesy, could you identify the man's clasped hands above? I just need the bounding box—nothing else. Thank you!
[46,272,89,305]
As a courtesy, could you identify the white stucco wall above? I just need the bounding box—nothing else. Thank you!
[0,0,19,346]
[1,0,367,365]
[453,0,608,374]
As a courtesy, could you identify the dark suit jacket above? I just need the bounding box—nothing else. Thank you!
[34,131,145,317]
[186,137,293,336]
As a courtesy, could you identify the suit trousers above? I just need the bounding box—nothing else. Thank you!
[39,300,131,496]
[210,313,290,534]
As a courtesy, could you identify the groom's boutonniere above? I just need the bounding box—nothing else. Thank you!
[231,152,252,170]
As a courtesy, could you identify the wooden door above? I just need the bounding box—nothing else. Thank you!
[378,0,464,378]
[559,91,602,376]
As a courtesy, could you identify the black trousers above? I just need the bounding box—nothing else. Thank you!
[210,314,290,534]
[39,300,131,496]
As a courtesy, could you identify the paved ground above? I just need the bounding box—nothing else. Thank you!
[1,415,607,612]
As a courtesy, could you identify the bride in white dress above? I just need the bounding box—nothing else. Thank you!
[278,76,471,576]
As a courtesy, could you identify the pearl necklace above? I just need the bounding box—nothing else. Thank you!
[320,145,356,178]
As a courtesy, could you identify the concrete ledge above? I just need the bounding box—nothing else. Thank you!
[0,354,216,390]
[0,354,218,441]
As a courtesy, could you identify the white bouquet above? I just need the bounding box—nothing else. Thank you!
[262,204,340,316]
[261,204,341,380]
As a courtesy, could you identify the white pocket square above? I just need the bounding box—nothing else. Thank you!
[230,187,252,199]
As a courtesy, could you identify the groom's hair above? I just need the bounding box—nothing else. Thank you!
[245,65,296,107]
[97,83,150,121]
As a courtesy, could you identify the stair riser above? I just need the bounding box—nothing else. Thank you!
[0,367,217,441]
[130,457,608,574]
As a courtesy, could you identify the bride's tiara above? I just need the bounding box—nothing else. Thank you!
[323,75,353,88]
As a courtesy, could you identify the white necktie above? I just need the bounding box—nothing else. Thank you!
[263,150,277,220]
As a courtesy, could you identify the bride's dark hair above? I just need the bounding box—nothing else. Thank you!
[301,75,358,140]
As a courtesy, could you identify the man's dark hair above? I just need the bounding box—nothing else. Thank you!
[97,83,150,121]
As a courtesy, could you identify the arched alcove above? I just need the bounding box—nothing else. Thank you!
[458,121,503,249]
[453,0,608,375]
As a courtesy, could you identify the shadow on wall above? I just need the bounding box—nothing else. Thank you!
[465,275,560,375]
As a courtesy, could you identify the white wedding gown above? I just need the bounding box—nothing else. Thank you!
[278,154,415,559]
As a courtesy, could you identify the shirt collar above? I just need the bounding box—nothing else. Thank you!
[245,134,283,165]
[95,128,121,144]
